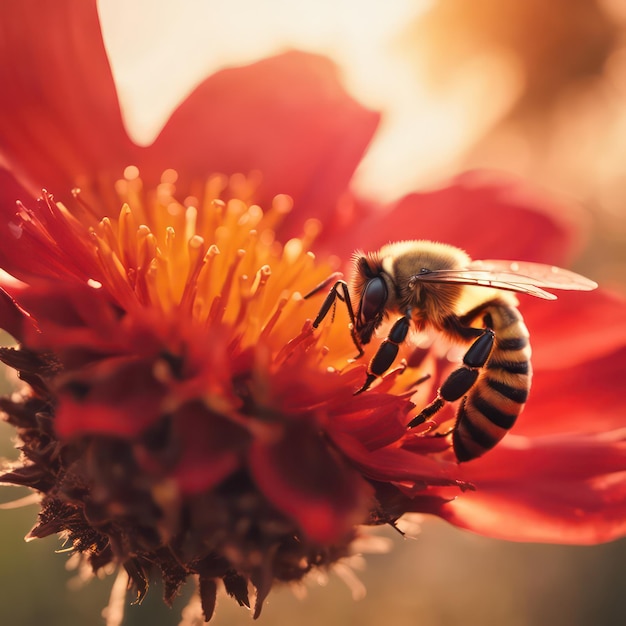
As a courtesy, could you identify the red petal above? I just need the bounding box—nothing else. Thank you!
[249,420,372,543]
[522,288,626,369]
[438,430,626,544]
[0,0,136,205]
[326,390,410,450]
[144,51,379,236]
[11,282,128,361]
[331,430,461,488]
[332,171,584,264]
[3,6,378,229]
[516,346,626,437]
[170,403,250,494]
[55,357,168,438]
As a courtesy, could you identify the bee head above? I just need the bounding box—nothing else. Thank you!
[349,252,392,344]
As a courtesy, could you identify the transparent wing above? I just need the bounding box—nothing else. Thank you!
[469,260,598,290]
[412,260,597,301]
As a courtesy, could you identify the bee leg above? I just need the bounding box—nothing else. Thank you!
[407,329,495,428]
[308,280,345,327]
[306,279,364,359]
[303,271,343,300]
[355,312,412,394]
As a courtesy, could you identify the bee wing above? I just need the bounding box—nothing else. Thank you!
[469,260,598,291]
[412,260,597,301]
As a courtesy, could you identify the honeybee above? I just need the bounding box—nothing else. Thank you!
[304,240,597,461]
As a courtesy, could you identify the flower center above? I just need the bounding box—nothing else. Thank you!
[0,164,462,623]
[87,167,344,357]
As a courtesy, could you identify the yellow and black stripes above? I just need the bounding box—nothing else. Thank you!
[452,301,532,462]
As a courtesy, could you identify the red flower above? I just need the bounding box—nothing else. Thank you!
[2,1,626,622]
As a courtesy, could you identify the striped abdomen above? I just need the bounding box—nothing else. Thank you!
[453,302,532,462]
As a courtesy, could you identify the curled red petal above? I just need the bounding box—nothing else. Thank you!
[249,420,372,543]
[0,0,136,205]
[144,51,379,236]
[332,171,585,264]
[438,430,626,544]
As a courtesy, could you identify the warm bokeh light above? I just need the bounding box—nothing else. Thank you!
[97,0,430,153]
[98,0,524,200]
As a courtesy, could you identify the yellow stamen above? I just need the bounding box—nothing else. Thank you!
[83,168,346,362]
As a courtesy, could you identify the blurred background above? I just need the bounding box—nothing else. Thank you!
[2,0,626,624]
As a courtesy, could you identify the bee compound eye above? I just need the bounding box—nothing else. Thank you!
[359,276,388,325]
